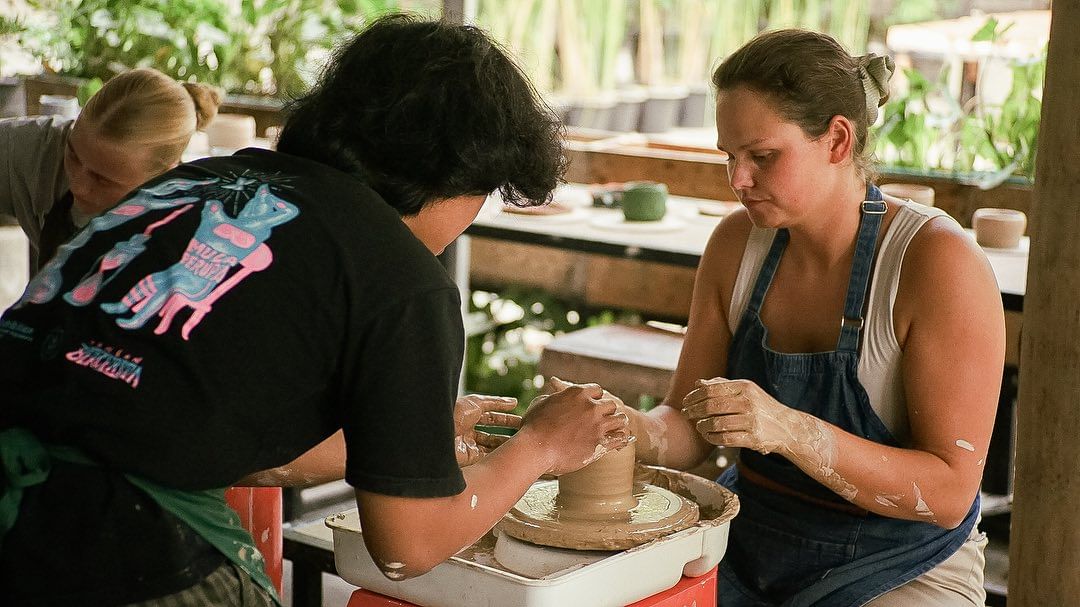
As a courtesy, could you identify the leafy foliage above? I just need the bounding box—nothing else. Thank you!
[16,0,438,96]
[874,17,1045,186]
[465,287,633,412]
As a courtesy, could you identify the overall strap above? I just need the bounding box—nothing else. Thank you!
[744,228,790,316]
[838,184,886,353]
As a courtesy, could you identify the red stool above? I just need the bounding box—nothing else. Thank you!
[344,566,718,607]
[225,486,284,594]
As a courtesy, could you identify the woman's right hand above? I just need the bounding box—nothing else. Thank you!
[519,377,631,475]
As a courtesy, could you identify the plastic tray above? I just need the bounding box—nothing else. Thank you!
[327,465,739,607]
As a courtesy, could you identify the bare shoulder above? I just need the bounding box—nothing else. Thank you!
[896,214,1002,333]
[903,215,991,283]
[703,208,754,267]
[699,208,753,291]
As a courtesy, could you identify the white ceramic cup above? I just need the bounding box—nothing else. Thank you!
[206,113,257,151]
[39,94,80,119]
[0,225,30,313]
[972,208,1027,249]
[264,125,282,148]
[184,130,210,157]
[880,183,936,207]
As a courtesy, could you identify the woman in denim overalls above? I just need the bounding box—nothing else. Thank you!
[623,30,1004,606]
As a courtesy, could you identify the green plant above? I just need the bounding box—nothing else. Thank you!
[15,0,437,96]
[464,287,634,410]
[636,0,668,87]
[19,1,238,85]
[708,0,764,63]
[960,18,1044,186]
[874,17,1045,186]
[0,14,23,37]
[875,67,953,170]
[76,76,103,105]
[700,0,868,72]
[883,0,960,28]
[557,0,627,95]
[475,0,558,93]
[0,13,28,77]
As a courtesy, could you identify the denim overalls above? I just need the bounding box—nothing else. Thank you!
[717,185,980,607]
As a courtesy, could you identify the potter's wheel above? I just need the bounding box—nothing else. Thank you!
[493,529,615,579]
[497,440,699,566]
[326,465,739,606]
[499,479,699,552]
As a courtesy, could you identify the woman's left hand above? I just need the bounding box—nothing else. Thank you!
[682,378,800,456]
[454,394,522,467]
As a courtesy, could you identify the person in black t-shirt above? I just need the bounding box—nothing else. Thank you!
[0,15,631,606]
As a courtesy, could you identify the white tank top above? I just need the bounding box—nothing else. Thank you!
[727,201,951,446]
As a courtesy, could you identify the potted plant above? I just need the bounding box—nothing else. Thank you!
[474,0,561,116]
[475,0,558,92]
[557,0,627,130]
[636,0,686,133]
[12,0,434,100]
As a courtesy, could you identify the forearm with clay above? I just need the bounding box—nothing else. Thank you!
[628,404,715,471]
[776,409,979,528]
[235,430,346,487]
[685,379,981,529]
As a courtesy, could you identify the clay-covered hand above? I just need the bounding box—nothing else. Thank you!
[522,377,632,475]
[454,394,522,467]
[682,377,800,455]
[546,376,639,430]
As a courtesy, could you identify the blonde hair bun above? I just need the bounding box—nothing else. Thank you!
[182,82,224,131]
[80,68,225,171]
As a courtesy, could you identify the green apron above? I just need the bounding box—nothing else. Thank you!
[0,427,281,605]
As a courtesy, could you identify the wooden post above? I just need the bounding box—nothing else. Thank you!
[1008,5,1080,604]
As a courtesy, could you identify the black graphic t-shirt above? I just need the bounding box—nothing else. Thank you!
[0,149,466,602]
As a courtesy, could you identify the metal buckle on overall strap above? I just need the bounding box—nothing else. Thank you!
[841,316,864,331]
[861,200,887,214]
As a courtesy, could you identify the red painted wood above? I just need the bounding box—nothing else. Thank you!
[225,486,284,594]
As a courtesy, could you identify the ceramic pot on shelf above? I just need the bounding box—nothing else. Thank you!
[880,182,936,207]
[678,83,709,128]
[608,87,648,132]
[638,85,689,133]
[206,113,257,153]
[972,208,1026,249]
[577,94,617,131]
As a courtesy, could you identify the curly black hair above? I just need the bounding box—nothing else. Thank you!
[277,14,566,215]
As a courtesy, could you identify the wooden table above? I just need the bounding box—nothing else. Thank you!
[466,185,1028,312]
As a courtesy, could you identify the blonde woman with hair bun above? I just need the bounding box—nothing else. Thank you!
[0,67,223,272]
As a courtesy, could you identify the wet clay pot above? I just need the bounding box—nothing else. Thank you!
[556,439,639,520]
[499,440,699,551]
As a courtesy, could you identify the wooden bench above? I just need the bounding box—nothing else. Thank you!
[538,323,684,408]
[538,322,731,482]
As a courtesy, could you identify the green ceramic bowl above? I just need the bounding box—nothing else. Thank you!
[621,182,668,222]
